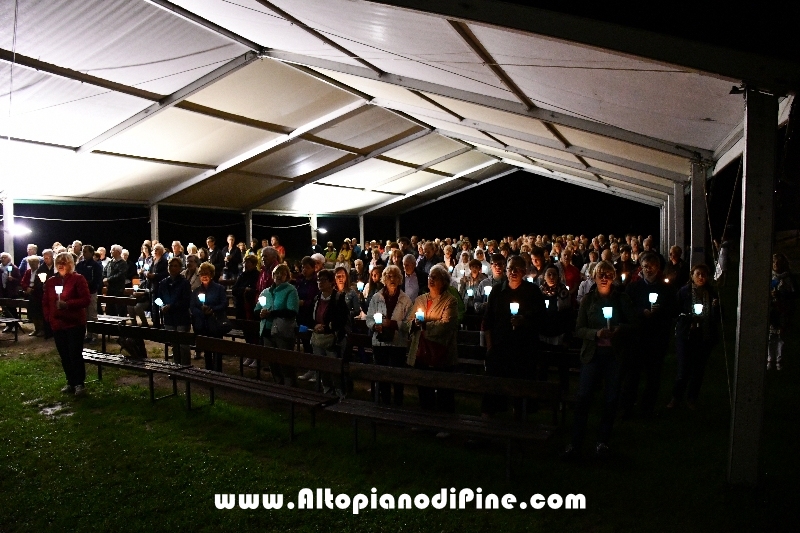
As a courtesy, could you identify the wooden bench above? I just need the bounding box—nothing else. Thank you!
[226,318,259,343]
[0,298,28,341]
[86,321,196,361]
[82,348,187,403]
[190,336,343,440]
[327,362,561,479]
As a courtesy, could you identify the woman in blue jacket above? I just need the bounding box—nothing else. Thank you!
[191,262,228,371]
[254,264,299,386]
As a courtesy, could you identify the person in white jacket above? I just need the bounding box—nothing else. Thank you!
[365,265,413,406]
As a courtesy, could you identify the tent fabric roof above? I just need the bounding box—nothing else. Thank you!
[1,0,789,214]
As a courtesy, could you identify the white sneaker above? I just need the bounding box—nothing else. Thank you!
[74,385,86,397]
[298,370,315,381]
[61,384,74,394]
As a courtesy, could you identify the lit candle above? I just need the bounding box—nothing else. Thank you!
[602,306,613,329]
[664,278,669,284]
[448,266,453,273]
[484,286,492,298]
[565,285,570,291]
[649,293,659,308]
[545,299,550,309]
[38,273,47,283]
[527,276,534,283]
[258,296,267,306]
[154,297,164,307]
[415,308,425,322]
[198,293,206,304]
[144,264,150,272]
[693,303,703,315]
[482,265,489,274]
[5,265,11,272]
[132,280,140,291]
[621,273,626,282]
[356,281,364,291]
[509,302,519,315]
[55,285,63,299]
[466,288,474,298]
[373,312,383,324]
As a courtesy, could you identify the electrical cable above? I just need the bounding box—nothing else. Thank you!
[13,215,149,222]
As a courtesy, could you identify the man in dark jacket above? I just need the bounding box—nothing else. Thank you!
[159,258,192,364]
[75,245,103,342]
[205,236,225,281]
[621,252,675,418]
[222,234,243,281]
[146,244,170,328]
[103,245,128,316]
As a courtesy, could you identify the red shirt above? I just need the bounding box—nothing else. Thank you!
[42,273,91,331]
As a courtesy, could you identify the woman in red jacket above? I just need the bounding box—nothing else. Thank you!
[42,252,91,397]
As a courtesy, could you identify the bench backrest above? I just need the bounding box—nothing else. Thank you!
[228,319,260,335]
[346,362,560,400]
[195,336,343,375]
[0,298,28,308]
[97,295,138,308]
[86,321,195,345]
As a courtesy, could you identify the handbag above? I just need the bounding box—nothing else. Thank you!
[310,331,336,351]
[270,317,296,339]
[414,331,449,367]
[207,312,233,336]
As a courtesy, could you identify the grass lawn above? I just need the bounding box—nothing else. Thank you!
[0,276,797,532]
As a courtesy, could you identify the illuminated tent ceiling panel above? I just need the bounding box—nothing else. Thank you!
[1,0,790,214]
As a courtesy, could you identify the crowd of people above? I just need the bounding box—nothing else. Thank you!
[0,230,793,458]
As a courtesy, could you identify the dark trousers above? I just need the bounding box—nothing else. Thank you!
[414,362,455,413]
[482,352,538,416]
[54,326,86,387]
[620,343,668,415]
[571,349,621,448]
[373,345,407,406]
[672,337,713,403]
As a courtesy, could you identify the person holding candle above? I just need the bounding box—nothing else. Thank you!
[667,264,720,410]
[366,265,413,406]
[361,265,384,315]
[75,245,103,343]
[351,259,369,286]
[255,264,300,385]
[474,248,490,274]
[453,251,471,285]
[481,255,546,418]
[459,259,488,314]
[402,265,459,415]
[42,252,91,396]
[620,252,675,418]
[222,234,242,281]
[663,245,690,291]
[308,269,349,396]
[191,262,229,371]
[614,245,637,288]
[475,254,507,315]
[21,256,44,336]
[159,257,193,365]
[146,244,169,327]
[231,255,260,352]
[563,261,637,460]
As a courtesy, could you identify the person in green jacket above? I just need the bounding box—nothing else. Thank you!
[254,264,299,386]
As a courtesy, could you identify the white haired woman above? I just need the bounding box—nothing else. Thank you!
[402,264,458,415]
[366,265,413,406]
[42,252,92,396]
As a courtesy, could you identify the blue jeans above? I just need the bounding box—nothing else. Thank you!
[571,348,621,448]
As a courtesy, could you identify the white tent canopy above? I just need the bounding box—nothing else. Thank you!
[3,0,791,220]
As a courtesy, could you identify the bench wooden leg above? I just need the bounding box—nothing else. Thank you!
[97,364,103,381]
[101,334,107,354]
[289,403,295,442]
